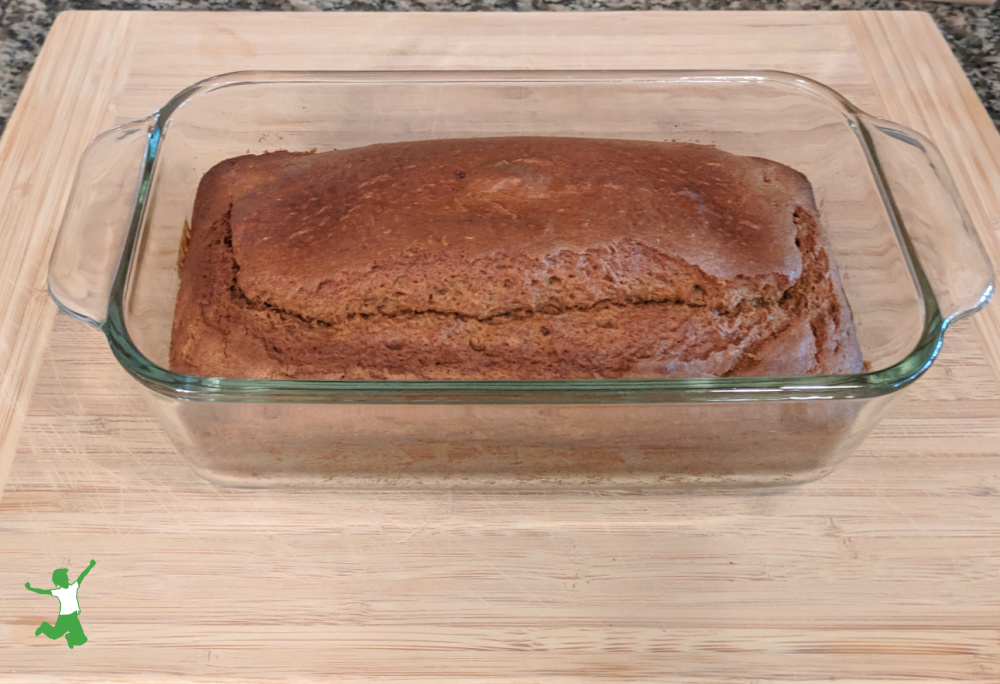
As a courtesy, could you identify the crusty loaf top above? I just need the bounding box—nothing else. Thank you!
[201,137,811,326]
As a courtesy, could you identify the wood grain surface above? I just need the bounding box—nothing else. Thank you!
[0,11,998,681]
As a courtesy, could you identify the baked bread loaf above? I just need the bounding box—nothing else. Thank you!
[169,137,863,380]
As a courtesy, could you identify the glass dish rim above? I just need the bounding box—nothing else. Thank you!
[103,68,969,405]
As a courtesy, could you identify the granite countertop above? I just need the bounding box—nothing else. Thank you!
[0,0,996,136]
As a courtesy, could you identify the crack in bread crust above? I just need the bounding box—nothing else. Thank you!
[235,243,786,326]
[174,206,822,380]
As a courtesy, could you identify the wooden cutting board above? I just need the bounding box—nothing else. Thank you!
[1,11,998,681]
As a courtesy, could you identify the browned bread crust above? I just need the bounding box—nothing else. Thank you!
[169,137,863,380]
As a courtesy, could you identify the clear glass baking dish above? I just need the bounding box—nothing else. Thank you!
[48,70,993,489]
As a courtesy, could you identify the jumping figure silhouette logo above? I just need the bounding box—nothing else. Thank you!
[25,560,96,648]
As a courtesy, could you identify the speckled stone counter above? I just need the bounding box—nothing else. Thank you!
[0,1,997,135]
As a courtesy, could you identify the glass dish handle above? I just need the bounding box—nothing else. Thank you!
[48,117,156,329]
[861,115,994,326]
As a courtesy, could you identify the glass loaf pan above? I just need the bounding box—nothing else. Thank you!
[48,70,993,488]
